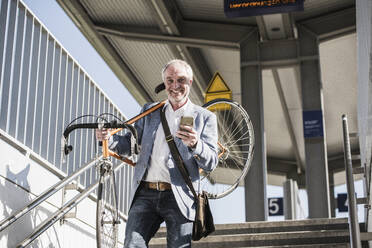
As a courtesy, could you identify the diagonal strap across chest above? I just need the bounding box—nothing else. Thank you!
[160,109,198,200]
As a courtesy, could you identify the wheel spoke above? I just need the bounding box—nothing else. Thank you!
[202,99,254,199]
[97,167,118,248]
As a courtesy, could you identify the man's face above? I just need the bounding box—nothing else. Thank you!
[164,63,192,105]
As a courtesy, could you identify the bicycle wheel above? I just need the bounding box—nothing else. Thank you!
[96,164,119,248]
[201,98,254,199]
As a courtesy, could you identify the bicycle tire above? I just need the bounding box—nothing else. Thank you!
[96,166,119,248]
[201,98,254,199]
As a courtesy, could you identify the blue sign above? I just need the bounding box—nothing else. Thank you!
[268,197,283,216]
[303,110,324,138]
[224,0,304,18]
[337,193,348,212]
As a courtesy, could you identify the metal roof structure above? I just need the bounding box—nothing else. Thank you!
[56,0,358,187]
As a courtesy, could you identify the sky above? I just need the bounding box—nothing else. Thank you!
[22,0,366,224]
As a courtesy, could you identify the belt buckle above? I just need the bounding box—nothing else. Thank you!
[156,182,160,191]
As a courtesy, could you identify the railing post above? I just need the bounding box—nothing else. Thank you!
[16,162,128,247]
[342,114,362,248]
[0,156,100,232]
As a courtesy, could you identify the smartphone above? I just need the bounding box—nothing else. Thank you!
[180,116,194,129]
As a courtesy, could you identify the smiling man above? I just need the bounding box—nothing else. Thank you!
[96,59,218,248]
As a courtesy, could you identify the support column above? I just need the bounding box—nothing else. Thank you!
[356,0,372,228]
[329,171,336,218]
[241,29,268,221]
[298,26,331,218]
[283,179,299,220]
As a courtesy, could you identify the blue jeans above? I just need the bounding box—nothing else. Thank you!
[124,185,193,248]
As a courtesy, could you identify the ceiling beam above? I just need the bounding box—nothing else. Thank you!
[267,157,297,176]
[272,69,304,173]
[267,150,362,174]
[298,7,356,42]
[93,18,253,51]
[180,20,254,44]
[243,7,356,68]
[147,0,214,102]
[266,157,306,187]
[94,24,241,51]
[55,0,153,105]
[328,149,361,173]
[266,148,361,188]
[241,38,319,69]
[282,13,296,39]
[185,47,213,88]
[255,12,303,174]
[256,13,295,40]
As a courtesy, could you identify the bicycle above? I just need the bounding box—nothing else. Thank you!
[62,98,254,248]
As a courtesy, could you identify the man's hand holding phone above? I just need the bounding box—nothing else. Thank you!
[176,116,198,148]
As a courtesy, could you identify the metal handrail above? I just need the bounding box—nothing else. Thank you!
[342,114,362,248]
[17,162,127,248]
[0,156,101,232]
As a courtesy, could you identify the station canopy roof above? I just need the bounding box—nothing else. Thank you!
[57,0,357,186]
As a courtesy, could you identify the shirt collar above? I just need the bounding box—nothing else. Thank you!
[163,98,191,115]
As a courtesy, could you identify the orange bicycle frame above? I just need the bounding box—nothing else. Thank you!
[101,101,166,166]
[101,99,226,165]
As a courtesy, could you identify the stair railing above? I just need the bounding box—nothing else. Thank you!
[16,161,127,248]
[0,156,100,233]
[342,114,362,248]
[0,130,129,247]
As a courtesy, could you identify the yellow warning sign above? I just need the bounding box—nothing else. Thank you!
[205,72,231,94]
[204,72,231,111]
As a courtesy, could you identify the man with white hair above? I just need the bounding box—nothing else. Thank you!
[97,59,218,247]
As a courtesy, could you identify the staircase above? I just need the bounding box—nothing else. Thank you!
[149,218,370,247]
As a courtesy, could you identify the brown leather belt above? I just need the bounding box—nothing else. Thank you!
[141,181,172,191]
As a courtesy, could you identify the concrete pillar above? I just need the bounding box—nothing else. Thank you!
[241,29,268,221]
[329,171,336,218]
[283,179,299,220]
[356,0,372,228]
[298,26,331,218]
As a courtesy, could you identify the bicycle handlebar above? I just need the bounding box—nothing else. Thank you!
[62,121,139,157]
[61,101,166,164]
[63,121,133,139]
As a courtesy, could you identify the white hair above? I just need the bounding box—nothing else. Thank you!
[161,59,193,82]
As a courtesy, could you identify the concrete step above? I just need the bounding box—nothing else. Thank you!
[150,230,352,248]
[232,245,350,248]
[155,218,352,238]
[151,218,370,247]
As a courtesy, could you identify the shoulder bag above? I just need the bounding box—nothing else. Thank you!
[160,109,215,241]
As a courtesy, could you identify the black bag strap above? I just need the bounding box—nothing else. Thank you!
[160,108,198,199]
